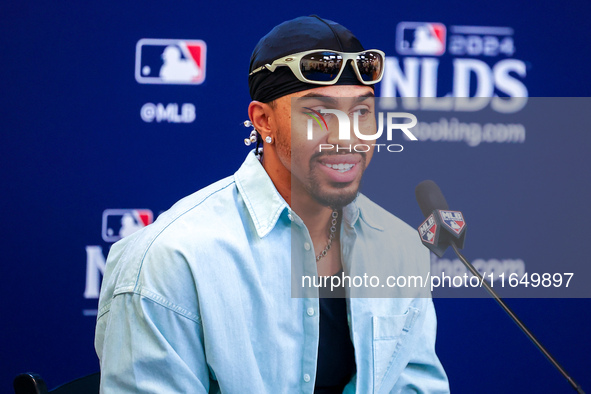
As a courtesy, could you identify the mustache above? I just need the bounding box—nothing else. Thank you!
[309,149,366,163]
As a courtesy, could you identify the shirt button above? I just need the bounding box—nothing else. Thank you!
[304,242,311,251]
[303,374,311,382]
[287,213,293,221]
[306,307,314,316]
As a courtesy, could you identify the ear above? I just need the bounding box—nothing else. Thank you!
[248,101,274,136]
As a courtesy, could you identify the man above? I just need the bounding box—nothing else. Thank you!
[95,15,449,393]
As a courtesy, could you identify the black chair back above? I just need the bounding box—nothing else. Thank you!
[14,372,100,394]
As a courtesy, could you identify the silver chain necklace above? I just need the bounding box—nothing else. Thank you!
[316,209,338,262]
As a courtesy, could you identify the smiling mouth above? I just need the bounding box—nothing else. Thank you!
[323,163,356,173]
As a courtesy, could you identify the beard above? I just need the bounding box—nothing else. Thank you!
[308,179,360,209]
[302,150,367,209]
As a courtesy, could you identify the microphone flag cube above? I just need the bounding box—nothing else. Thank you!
[418,209,467,257]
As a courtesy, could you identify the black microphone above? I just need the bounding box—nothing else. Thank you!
[414,180,585,394]
[415,180,466,257]
[415,179,449,215]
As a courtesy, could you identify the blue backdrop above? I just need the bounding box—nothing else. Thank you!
[2,1,590,392]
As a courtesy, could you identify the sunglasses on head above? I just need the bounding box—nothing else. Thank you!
[249,49,386,85]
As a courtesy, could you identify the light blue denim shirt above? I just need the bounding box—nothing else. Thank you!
[95,151,449,393]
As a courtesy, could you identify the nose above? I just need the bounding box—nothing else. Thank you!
[324,111,355,146]
[326,119,347,146]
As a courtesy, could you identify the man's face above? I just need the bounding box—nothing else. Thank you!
[270,85,377,209]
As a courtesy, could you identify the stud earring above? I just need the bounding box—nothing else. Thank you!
[265,136,273,144]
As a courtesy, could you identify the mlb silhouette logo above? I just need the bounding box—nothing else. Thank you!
[102,209,154,242]
[439,210,465,235]
[419,214,438,245]
[396,22,446,56]
[135,39,207,84]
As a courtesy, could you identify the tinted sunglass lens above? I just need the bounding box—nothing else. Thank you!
[300,52,343,81]
[356,51,383,81]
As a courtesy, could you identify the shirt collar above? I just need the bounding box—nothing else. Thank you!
[235,151,384,236]
[234,151,288,238]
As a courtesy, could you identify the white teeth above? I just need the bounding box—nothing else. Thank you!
[324,163,354,173]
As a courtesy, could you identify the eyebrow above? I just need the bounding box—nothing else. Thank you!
[296,91,375,104]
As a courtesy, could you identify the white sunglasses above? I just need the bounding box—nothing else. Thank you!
[249,49,385,85]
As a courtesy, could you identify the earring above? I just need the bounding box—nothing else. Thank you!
[243,120,258,146]
[265,136,273,144]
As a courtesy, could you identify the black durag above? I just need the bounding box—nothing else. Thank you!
[248,15,370,103]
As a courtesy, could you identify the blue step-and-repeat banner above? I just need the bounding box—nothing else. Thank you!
[2,1,590,393]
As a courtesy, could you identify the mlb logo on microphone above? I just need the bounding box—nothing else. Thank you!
[439,210,465,235]
[396,22,446,56]
[135,39,206,85]
[419,214,438,245]
[102,209,154,242]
